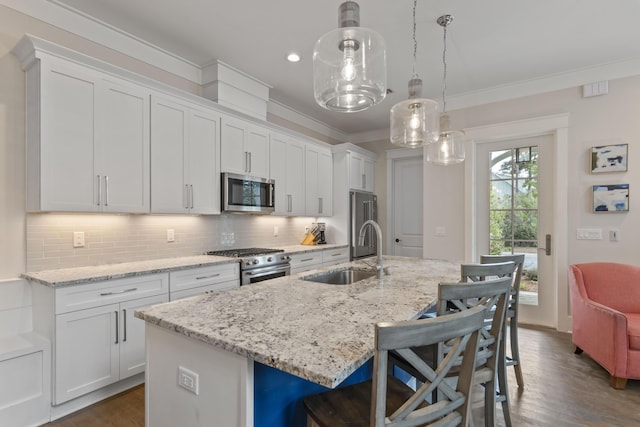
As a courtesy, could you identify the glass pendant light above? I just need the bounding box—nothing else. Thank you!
[390,0,439,148]
[427,14,465,165]
[313,1,387,112]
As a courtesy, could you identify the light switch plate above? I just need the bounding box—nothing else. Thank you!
[576,228,602,240]
[73,231,85,248]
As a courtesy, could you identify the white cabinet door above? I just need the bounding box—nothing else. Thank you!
[96,81,150,213]
[188,109,221,214]
[305,145,333,216]
[349,151,375,192]
[39,60,99,212]
[270,133,305,216]
[220,115,269,177]
[119,294,168,380]
[150,96,188,213]
[55,303,120,404]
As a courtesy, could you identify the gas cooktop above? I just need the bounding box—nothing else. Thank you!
[206,248,284,258]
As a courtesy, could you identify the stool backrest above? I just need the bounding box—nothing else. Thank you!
[372,306,487,427]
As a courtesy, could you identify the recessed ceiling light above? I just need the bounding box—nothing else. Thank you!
[286,52,301,63]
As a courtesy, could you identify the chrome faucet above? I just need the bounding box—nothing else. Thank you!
[358,219,383,278]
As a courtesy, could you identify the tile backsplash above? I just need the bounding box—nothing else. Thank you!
[26,213,315,272]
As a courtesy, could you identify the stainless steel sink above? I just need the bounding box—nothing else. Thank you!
[302,268,376,285]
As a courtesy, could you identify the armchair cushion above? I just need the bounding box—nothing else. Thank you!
[627,313,640,351]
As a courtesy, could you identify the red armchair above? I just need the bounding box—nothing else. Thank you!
[568,262,640,389]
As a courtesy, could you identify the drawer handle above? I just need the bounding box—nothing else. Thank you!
[100,287,138,296]
[196,273,221,280]
[301,258,314,262]
[331,253,343,257]
[123,309,127,342]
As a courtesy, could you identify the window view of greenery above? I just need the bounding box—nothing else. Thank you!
[489,147,538,293]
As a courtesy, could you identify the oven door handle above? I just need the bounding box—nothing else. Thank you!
[244,264,291,276]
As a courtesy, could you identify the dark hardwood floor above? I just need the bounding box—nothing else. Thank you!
[42,325,640,426]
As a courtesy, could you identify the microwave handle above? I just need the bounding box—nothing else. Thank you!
[269,183,274,207]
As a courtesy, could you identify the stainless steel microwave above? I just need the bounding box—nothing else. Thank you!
[222,172,275,214]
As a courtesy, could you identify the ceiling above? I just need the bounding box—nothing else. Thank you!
[44,0,640,138]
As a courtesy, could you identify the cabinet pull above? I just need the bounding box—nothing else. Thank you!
[104,175,109,206]
[318,197,323,214]
[184,184,189,209]
[362,173,366,189]
[115,311,119,344]
[244,151,249,172]
[248,152,252,173]
[97,175,102,206]
[196,273,220,280]
[331,253,343,257]
[287,194,292,212]
[100,287,138,296]
[190,184,194,209]
[301,258,313,262]
[123,309,127,342]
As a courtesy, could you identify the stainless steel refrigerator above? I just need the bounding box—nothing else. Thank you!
[349,191,377,260]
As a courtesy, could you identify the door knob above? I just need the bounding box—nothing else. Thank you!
[395,238,401,243]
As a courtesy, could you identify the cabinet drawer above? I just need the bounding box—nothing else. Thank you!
[322,248,350,266]
[169,263,240,293]
[170,281,238,301]
[55,273,169,314]
[289,252,323,269]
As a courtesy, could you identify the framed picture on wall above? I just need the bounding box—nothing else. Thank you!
[591,144,628,173]
[592,184,629,212]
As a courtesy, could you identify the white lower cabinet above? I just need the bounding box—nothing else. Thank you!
[33,273,169,405]
[289,252,324,275]
[169,263,240,301]
[322,247,350,266]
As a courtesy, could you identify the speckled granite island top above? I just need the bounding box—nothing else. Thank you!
[135,256,460,388]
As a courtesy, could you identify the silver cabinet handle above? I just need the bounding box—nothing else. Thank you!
[288,194,292,212]
[331,253,343,257]
[190,184,194,209]
[318,197,323,214]
[244,151,249,172]
[362,173,366,189]
[184,184,189,209]
[100,287,138,296]
[301,258,314,262]
[114,310,119,344]
[196,273,220,280]
[97,175,102,206]
[248,152,252,173]
[123,309,127,342]
[104,175,109,206]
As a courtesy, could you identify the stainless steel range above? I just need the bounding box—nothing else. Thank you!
[206,248,291,285]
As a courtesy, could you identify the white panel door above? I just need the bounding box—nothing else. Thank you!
[269,134,288,215]
[188,109,221,214]
[55,304,119,404]
[150,96,188,213]
[286,140,306,215]
[96,81,150,213]
[246,125,269,178]
[392,157,423,257]
[220,116,248,174]
[317,150,333,216]
[119,294,168,380]
[40,61,98,211]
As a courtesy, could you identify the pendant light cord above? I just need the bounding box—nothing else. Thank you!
[441,20,448,113]
[412,0,418,78]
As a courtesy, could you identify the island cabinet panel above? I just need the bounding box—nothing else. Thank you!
[269,132,305,216]
[289,251,323,274]
[322,247,350,266]
[220,115,269,178]
[150,96,221,214]
[26,56,151,213]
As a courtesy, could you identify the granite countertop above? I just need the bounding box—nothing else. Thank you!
[135,256,460,388]
[22,255,239,287]
[21,244,348,287]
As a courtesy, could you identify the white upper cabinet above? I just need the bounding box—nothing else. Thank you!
[220,115,269,178]
[269,132,305,216]
[26,57,150,212]
[305,144,333,216]
[349,151,375,192]
[151,96,221,214]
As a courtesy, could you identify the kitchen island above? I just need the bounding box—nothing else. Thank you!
[135,256,460,427]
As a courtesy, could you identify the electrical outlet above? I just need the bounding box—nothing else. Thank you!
[609,229,620,242]
[273,226,278,237]
[73,231,85,248]
[178,366,199,395]
[167,229,175,242]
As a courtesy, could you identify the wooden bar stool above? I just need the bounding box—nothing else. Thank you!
[480,254,526,389]
[303,306,487,427]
